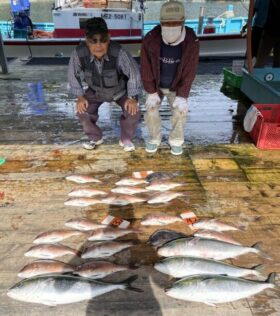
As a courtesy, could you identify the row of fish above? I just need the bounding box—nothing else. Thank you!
[148,216,276,306]
[9,216,143,305]
[65,173,185,206]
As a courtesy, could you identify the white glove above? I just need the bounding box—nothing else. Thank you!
[172,96,188,113]
[145,92,161,110]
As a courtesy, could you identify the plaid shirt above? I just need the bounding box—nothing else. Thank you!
[68,43,142,98]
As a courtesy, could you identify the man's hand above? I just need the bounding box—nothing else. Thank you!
[145,92,161,110]
[76,96,88,114]
[124,98,139,116]
[172,96,188,113]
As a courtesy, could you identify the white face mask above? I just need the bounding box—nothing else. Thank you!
[161,26,182,44]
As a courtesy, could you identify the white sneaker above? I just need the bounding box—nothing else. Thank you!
[82,138,103,150]
[119,140,135,152]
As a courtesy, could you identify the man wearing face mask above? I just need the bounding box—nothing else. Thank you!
[68,17,141,152]
[140,0,199,155]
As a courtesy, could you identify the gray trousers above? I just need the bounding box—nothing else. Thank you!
[77,89,141,143]
[144,89,187,147]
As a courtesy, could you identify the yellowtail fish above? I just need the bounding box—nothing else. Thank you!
[18,259,75,278]
[65,175,101,184]
[101,194,146,206]
[146,171,182,182]
[147,229,187,248]
[87,227,139,241]
[165,273,276,306]
[147,192,184,204]
[82,241,134,259]
[115,177,147,186]
[145,181,183,192]
[111,186,148,195]
[155,256,263,279]
[74,261,135,279]
[68,188,107,198]
[64,218,107,231]
[157,237,271,260]
[141,213,183,226]
[192,219,245,232]
[7,274,142,306]
[64,197,101,207]
[25,244,79,259]
[33,229,86,244]
[194,230,241,245]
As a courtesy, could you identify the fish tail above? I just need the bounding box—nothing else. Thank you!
[252,242,272,260]
[265,272,279,290]
[251,264,265,276]
[121,275,143,292]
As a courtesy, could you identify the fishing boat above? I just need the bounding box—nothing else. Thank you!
[0,0,247,58]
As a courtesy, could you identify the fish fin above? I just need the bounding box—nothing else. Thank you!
[121,275,143,292]
[204,302,217,307]
[189,237,201,246]
[252,242,272,260]
[41,300,58,306]
[266,272,277,285]
[251,264,265,274]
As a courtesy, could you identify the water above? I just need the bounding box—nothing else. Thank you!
[0,0,250,22]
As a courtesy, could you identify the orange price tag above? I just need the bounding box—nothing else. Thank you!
[180,211,198,226]
[0,192,4,200]
[101,215,130,229]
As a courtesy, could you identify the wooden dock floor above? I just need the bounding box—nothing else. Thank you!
[0,144,280,316]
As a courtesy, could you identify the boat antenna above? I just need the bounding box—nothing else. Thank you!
[246,0,254,73]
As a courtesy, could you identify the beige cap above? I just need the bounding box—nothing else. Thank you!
[160,0,185,22]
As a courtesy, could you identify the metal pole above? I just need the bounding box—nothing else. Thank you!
[0,31,9,74]
[246,0,254,74]
[197,6,205,35]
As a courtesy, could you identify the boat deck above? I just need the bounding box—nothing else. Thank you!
[1,58,280,315]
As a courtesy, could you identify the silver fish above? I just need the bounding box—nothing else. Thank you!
[33,229,86,244]
[74,261,134,279]
[165,273,276,306]
[87,227,138,241]
[25,244,79,259]
[7,274,142,306]
[64,218,107,231]
[141,213,183,226]
[145,181,183,192]
[154,256,263,278]
[115,178,147,186]
[68,188,107,198]
[64,197,101,207]
[147,192,183,204]
[101,194,146,206]
[194,230,241,245]
[147,230,187,248]
[157,237,270,260]
[192,219,244,232]
[18,259,75,278]
[82,241,134,259]
[65,175,101,184]
[111,186,148,195]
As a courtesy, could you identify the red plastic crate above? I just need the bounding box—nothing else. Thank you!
[250,104,280,149]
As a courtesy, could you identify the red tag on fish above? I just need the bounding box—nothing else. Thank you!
[0,192,4,200]
[132,171,154,179]
[101,215,130,229]
[180,211,198,226]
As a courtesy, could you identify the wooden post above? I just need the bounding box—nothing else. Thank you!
[0,31,9,74]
